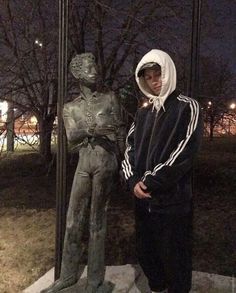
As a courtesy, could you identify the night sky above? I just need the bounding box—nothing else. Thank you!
[201,0,236,73]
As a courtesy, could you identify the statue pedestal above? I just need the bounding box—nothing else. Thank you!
[58,278,114,293]
[24,265,236,293]
[23,265,148,293]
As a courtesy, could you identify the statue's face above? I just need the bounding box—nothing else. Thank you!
[80,58,97,85]
[70,55,98,87]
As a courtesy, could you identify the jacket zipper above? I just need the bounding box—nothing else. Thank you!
[148,201,151,213]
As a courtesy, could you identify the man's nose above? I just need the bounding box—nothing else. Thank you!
[152,78,159,84]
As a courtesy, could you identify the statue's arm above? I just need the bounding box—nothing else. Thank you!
[111,93,126,157]
[63,107,92,144]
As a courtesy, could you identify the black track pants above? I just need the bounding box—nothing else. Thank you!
[135,203,193,293]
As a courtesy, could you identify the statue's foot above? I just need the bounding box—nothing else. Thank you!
[40,276,77,293]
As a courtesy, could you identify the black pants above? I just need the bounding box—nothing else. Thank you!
[135,202,193,293]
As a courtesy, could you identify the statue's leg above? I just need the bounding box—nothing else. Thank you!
[86,149,118,293]
[41,157,92,293]
[60,170,91,279]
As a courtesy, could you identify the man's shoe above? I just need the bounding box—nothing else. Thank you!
[40,276,77,293]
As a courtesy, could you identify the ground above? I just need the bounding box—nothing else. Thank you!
[0,137,235,292]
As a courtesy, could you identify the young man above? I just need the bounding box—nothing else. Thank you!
[122,49,203,293]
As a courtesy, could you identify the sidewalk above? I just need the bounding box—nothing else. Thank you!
[24,265,235,293]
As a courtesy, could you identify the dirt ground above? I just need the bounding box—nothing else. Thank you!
[0,137,236,292]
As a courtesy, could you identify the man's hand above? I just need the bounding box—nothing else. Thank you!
[134,181,151,199]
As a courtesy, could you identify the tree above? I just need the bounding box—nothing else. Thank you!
[65,0,196,135]
[199,56,235,140]
[0,0,194,159]
[68,0,192,91]
[0,0,58,160]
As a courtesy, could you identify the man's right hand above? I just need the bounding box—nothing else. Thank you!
[134,181,151,199]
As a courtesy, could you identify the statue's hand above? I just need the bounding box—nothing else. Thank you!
[94,125,116,135]
[88,124,97,136]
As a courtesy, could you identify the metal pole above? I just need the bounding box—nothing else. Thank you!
[55,0,68,280]
[189,0,202,100]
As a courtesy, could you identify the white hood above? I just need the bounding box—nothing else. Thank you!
[135,49,177,111]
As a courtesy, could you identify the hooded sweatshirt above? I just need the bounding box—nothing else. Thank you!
[122,49,203,212]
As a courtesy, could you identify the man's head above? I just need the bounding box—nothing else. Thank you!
[135,49,177,111]
[70,53,97,86]
[138,63,162,96]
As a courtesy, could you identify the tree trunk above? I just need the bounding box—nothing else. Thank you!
[209,120,214,141]
[209,114,215,141]
[38,114,55,161]
[6,102,14,152]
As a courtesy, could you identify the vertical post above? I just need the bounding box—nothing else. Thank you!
[189,0,202,100]
[55,0,68,280]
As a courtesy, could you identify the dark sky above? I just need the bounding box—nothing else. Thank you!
[201,0,236,72]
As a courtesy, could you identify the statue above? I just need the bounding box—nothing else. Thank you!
[41,53,125,293]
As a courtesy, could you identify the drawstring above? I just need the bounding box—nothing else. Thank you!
[149,96,166,112]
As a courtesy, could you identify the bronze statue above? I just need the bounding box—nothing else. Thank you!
[41,53,125,293]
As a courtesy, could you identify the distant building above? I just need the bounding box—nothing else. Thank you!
[0,101,38,136]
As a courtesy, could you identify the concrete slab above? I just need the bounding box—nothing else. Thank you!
[24,265,236,293]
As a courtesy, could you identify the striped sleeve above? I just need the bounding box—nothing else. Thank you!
[142,95,203,192]
[121,122,140,191]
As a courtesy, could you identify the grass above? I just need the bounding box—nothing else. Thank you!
[0,208,55,293]
[0,137,236,292]
[193,137,236,276]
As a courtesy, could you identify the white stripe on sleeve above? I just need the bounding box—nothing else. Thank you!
[122,123,135,179]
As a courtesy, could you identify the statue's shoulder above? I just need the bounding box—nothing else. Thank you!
[108,90,120,104]
[101,90,116,101]
[65,96,82,106]
[63,96,83,113]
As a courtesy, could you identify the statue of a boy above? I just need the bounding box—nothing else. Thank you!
[41,53,125,293]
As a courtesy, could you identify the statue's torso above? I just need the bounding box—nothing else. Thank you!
[63,91,121,143]
[68,93,115,127]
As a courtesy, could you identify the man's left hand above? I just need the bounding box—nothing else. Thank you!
[134,181,151,199]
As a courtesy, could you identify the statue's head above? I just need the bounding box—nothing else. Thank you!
[70,53,97,86]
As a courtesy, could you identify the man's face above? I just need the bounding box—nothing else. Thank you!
[144,67,162,95]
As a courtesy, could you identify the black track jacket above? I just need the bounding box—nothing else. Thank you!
[122,49,203,213]
[122,90,203,213]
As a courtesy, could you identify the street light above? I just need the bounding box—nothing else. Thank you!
[230,103,236,110]
[0,101,8,120]
[35,39,43,48]
[207,101,212,109]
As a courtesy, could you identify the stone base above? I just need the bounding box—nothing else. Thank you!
[24,265,236,293]
[58,278,114,293]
